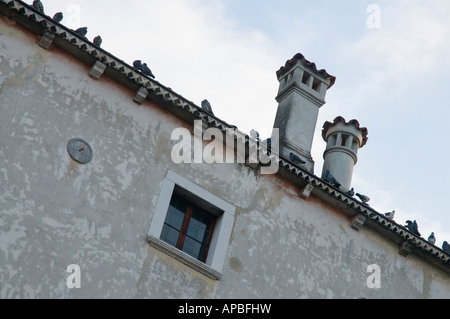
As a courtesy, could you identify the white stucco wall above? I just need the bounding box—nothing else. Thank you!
[1,16,450,299]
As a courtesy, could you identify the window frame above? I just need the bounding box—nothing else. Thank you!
[147,170,236,280]
[161,194,216,263]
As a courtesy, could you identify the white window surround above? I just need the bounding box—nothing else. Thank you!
[147,170,236,280]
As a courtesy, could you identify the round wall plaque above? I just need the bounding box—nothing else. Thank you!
[67,138,93,164]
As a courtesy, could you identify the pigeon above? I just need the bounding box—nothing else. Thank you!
[52,12,63,23]
[324,170,341,189]
[32,0,44,13]
[133,60,143,71]
[93,35,102,47]
[141,63,155,78]
[201,99,214,115]
[74,27,88,37]
[427,232,436,245]
[443,241,450,254]
[405,220,421,237]
[355,192,370,204]
[290,152,306,165]
[347,187,355,197]
[250,129,259,141]
[384,210,395,220]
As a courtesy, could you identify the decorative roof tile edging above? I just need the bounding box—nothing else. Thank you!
[1,0,449,271]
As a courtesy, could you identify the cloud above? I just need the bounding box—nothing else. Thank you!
[73,0,279,136]
[342,1,450,95]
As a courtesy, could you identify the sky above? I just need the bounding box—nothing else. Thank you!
[37,0,450,249]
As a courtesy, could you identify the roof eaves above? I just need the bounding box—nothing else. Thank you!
[277,154,450,271]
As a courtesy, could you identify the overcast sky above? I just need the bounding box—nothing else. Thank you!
[38,0,450,248]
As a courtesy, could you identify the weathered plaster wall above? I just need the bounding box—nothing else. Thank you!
[1,16,449,299]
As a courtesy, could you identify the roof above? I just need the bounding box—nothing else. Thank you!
[276,52,337,88]
[1,0,449,274]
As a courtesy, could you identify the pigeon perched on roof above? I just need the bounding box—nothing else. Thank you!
[443,241,450,254]
[201,99,214,115]
[347,187,355,197]
[74,27,88,37]
[355,192,370,204]
[93,35,102,47]
[427,232,436,245]
[324,170,341,189]
[52,12,63,23]
[290,152,306,165]
[141,63,155,79]
[32,0,44,13]
[384,210,395,220]
[405,220,421,237]
[133,60,143,71]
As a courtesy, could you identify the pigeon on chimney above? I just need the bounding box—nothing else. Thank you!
[427,232,436,245]
[290,152,306,165]
[405,220,421,237]
[52,12,63,23]
[384,210,395,220]
[93,35,102,47]
[324,170,341,189]
[32,0,44,13]
[201,100,214,115]
[355,192,370,204]
[443,241,450,254]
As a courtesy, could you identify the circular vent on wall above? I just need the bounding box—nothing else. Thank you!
[67,138,93,164]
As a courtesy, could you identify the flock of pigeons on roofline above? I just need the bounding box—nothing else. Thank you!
[29,1,450,258]
[30,0,156,80]
[289,151,450,256]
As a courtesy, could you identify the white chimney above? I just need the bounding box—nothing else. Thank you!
[272,53,336,173]
[321,116,368,192]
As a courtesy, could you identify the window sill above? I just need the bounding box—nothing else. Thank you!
[146,235,223,280]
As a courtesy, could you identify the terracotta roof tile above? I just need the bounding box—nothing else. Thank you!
[276,52,336,88]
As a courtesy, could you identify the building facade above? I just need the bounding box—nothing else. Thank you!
[1,0,450,299]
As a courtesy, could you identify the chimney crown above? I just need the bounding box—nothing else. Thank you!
[322,116,368,148]
[276,52,336,88]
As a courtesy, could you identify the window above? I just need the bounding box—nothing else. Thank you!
[329,134,337,147]
[312,77,321,92]
[341,134,349,147]
[147,171,236,280]
[161,194,216,262]
[301,72,311,85]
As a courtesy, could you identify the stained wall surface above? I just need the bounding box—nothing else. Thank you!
[1,16,450,299]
